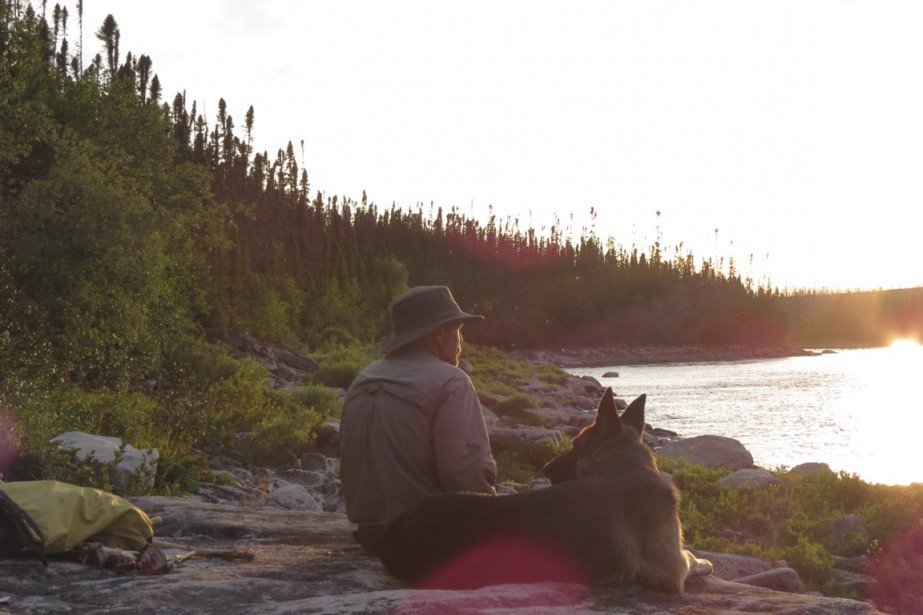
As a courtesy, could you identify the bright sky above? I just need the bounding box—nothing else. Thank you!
[74,0,923,291]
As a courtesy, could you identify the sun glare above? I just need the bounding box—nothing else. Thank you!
[888,338,921,352]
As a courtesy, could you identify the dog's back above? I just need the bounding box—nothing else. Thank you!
[372,390,693,592]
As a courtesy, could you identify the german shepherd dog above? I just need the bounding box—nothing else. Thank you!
[364,388,711,592]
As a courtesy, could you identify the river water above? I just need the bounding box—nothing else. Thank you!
[568,342,923,486]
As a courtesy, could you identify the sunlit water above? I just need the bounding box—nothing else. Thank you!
[568,342,923,485]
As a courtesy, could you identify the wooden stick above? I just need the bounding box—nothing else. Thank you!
[150,540,255,561]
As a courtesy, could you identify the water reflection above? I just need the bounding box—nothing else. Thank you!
[571,344,923,485]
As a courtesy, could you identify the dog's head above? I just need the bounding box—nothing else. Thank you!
[542,388,647,484]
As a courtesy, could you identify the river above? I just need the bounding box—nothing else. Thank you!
[567,341,923,485]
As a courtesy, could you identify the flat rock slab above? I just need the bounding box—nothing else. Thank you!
[0,497,881,614]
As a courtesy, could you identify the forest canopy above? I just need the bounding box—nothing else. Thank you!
[1,2,920,400]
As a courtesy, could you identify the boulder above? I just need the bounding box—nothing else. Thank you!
[690,551,772,580]
[790,462,833,476]
[481,407,501,426]
[602,371,619,378]
[569,412,596,428]
[830,569,880,597]
[718,469,782,490]
[196,482,256,504]
[280,469,327,489]
[824,514,870,551]
[51,432,159,490]
[267,484,322,512]
[657,435,753,470]
[523,405,575,424]
[832,554,871,574]
[650,426,678,438]
[301,452,329,473]
[0,496,883,614]
[273,348,318,372]
[487,427,563,448]
[733,567,807,594]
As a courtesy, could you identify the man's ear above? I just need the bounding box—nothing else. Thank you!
[595,387,622,432]
[620,394,646,436]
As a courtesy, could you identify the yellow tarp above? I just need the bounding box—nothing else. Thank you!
[0,480,153,553]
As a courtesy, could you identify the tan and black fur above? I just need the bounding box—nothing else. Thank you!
[366,388,710,591]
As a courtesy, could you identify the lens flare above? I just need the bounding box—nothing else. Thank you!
[0,413,20,477]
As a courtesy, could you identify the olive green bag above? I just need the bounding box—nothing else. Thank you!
[0,480,153,561]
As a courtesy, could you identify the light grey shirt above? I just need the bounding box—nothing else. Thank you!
[340,350,497,524]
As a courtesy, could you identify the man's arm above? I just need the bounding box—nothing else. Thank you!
[433,375,498,494]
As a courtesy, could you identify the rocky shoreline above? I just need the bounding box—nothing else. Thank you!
[511,344,817,368]
[3,340,901,613]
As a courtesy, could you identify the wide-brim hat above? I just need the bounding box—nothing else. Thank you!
[380,286,483,354]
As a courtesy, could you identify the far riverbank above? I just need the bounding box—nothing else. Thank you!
[510,344,815,368]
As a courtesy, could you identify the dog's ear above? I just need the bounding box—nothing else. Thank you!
[595,387,622,433]
[620,393,646,437]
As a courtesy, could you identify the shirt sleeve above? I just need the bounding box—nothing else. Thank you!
[433,374,498,494]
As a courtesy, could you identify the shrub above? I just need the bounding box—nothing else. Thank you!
[659,456,923,597]
[493,436,572,484]
[282,384,342,418]
[312,342,377,389]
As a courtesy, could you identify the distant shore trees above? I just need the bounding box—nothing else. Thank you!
[1,4,919,398]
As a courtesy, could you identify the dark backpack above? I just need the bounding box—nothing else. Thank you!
[0,488,47,565]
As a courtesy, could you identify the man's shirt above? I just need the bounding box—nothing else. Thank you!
[339,350,497,524]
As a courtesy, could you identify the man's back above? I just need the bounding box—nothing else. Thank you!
[340,350,496,524]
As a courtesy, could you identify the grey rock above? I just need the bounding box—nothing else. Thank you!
[718,469,782,490]
[825,514,870,550]
[488,427,563,448]
[530,478,551,490]
[280,469,327,489]
[614,397,629,411]
[196,482,254,504]
[274,348,318,372]
[831,569,880,597]
[790,462,833,475]
[272,362,299,382]
[325,456,340,476]
[657,435,754,470]
[651,427,678,438]
[569,412,596,428]
[690,550,772,580]
[0,496,882,614]
[267,484,322,512]
[496,483,518,495]
[732,567,807,594]
[51,431,159,490]
[524,405,575,424]
[832,554,871,574]
[481,407,501,427]
[602,371,619,378]
[219,465,255,486]
[302,453,329,472]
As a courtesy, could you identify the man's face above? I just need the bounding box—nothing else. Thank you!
[434,321,464,366]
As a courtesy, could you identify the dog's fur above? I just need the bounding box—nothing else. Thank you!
[365,388,710,592]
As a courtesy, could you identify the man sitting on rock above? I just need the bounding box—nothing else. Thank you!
[340,285,497,530]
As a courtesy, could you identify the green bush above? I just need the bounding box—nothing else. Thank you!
[282,384,342,417]
[658,456,923,596]
[466,344,569,394]
[233,400,324,467]
[494,436,572,484]
[312,342,377,389]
